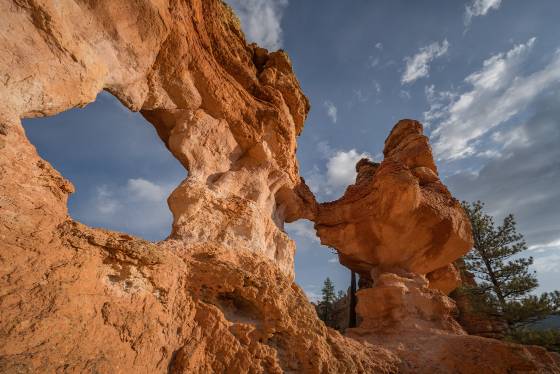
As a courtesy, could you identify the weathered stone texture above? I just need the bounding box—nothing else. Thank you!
[1,1,559,373]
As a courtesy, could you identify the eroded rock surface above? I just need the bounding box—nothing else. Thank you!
[314,120,472,278]
[1,1,559,373]
[312,120,473,334]
[1,0,311,279]
[311,120,560,371]
[0,1,397,372]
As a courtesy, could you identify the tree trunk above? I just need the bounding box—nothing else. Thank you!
[349,271,357,328]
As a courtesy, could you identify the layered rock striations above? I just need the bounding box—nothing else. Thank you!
[1,0,311,279]
[310,120,560,371]
[0,0,559,373]
[0,1,396,372]
[312,120,472,334]
[314,120,471,279]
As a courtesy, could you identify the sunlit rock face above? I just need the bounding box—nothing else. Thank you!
[141,37,315,278]
[427,263,462,295]
[1,1,560,373]
[314,120,472,279]
[0,0,313,279]
[311,119,474,333]
[355,271,465,334]
[309,120,560,371]
[0,1,399,372]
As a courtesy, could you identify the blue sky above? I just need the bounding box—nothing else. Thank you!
[24,0,560,301]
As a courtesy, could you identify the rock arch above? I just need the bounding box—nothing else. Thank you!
[1,1,559,372]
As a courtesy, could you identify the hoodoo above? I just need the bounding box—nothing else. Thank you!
[312,119,472,334]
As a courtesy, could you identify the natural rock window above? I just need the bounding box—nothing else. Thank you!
[22,92,185,241]
[287,219,352,316]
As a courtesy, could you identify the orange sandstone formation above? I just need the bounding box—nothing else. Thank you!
[1,0,311,279]
[300,120,470,335]
[313,120,472,333]
[0,1,559,373]
[310,120,560,371]
[314,120,472,279]
[0,1,396,372]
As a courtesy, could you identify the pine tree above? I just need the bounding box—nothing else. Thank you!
[319,277,336,326]
[506,328,560,353]
[461,201,560,329]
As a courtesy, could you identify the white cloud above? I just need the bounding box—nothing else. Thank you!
[476,149,502,159]
[430,64,560,294]
[533,253,560,273]
[491,127,530,149]
[428,38,560,160]
[423,85,457,128]
[324,101,338,123]
[326,149,370,188]
[316,141,333,159]
[529,239,560,253]
[96,185,120,214]
[465,0,502,26]
[83,178,176,240]
[375,42,383,50]
[226,0,288,50]
[400,90,411,100]
[328,257,339,263]
[401,39,449,85]
[286,220,319,244]
[444,93,560,292]
[353,90,369,103]
[369,56,380,68]
[127,178,167,202]
[303,165,325,196]
[303,146,371,199]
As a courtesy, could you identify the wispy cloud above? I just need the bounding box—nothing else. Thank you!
[326,149,370,189]
[304,146,371,199]
[529,239,560,253]
[353,89,369,103]
[400,90,411,100]
[226,0,289,50]
[491,126,530,149]
[465,0,502,26]
[127,178,167,202]
[78,178,176,241]
[369,56,380,68]
[96,185,120,214]
[286,220,319,244]
[445,92,560,290]
[427,38,560,160]
[324,101,338,123]
[533,253,560,273]
[401,39,449,85]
